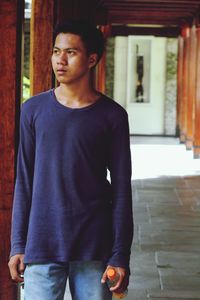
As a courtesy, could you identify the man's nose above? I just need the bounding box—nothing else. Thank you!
[57,51,68,65]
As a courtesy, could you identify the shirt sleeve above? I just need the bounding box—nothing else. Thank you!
[107,111,133,270]
[10,106,35,257]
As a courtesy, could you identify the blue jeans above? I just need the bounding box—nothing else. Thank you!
[24,261,112,300]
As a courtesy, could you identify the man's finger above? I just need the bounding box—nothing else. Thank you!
[12,274,24,283]
[18,259,25,274]
[8,254,25,283]
[101,268,108,283]
[109,273,124,291]
[112,274,129,294]
[9,266,24,283]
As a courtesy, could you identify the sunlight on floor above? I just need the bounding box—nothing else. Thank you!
[131,137,200,180]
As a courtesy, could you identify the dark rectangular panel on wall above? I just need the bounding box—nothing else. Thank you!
[0,0,23,299]
[30,0,54,96]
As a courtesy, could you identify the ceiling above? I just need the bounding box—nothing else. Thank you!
[96,0,200,27]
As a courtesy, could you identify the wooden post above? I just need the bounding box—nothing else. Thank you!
[180,27,190,143]
[186,25,197,150]
[0,0,23,299]
[176,36,184,137]
[96,25,111,93]
[194,27,200,158]
[30,0,54,96]
[96,50,106,93]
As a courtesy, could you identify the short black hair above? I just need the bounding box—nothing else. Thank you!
[53,20,105,64]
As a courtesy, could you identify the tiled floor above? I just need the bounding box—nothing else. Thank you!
[127,137,200,300]
[21,137,200,299]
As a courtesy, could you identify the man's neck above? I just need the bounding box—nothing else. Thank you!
[54,83,100,109]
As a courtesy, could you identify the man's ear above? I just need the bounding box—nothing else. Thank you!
[88,53,98,68]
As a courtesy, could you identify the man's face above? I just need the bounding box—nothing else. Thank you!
[51,33,97,85]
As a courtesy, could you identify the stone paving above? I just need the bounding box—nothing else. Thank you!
[128,175,200,300]
[126,137,200,300]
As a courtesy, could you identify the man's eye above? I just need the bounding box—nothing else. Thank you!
[68,50,76,55]
[53,49,59,54]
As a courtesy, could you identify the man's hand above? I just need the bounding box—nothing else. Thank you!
[8,254,25,283]
[101,265,129,293]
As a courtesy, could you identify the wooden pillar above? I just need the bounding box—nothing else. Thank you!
[194,27,200,158]
[30,0,54,96]
[186,26,197,150]
[96,50,106,93]
[0,1,23,299]
[180,27,190,143]
[176,36,184,136]
[96,25,111,93]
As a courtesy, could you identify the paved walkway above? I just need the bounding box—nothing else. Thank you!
[127,137,200,300]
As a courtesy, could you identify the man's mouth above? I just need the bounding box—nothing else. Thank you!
[56,69,67,74]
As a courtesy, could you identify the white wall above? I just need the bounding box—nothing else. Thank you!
[113,36,167,135]
[126,36,167,135]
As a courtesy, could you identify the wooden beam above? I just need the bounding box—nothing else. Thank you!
[30,0,54,96]
[108,12,193,26]
[109,10,194,18]
[194,28,200,158]
[102,3,199,10]
[108,7,197,14]
[111,25,180,37]
[100,0,200,4]
[0,0,23,299]
[98,0,199,26]
[186,26,197,150]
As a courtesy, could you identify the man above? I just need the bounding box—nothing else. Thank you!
[8,20,133,300]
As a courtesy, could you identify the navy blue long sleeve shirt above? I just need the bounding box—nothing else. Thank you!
[10,89,133,269]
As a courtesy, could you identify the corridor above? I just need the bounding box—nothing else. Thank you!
[128,136,200,300]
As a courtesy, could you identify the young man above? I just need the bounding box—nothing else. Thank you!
[8,20,133,300]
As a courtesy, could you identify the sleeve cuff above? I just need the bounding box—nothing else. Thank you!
[10,247,25,259]
[107,251,131,273]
